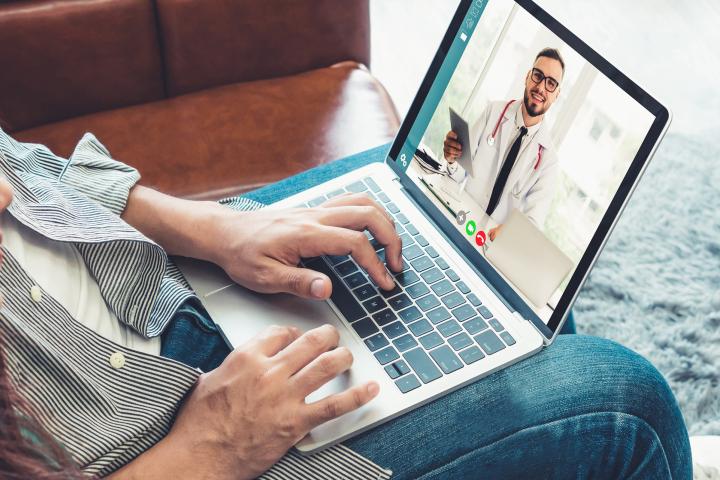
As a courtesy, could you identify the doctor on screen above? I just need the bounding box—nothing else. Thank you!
[443,48,563,240]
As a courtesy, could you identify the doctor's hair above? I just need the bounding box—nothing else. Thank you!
[535,48,565,76]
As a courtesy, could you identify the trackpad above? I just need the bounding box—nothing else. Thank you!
[203,284,363,402]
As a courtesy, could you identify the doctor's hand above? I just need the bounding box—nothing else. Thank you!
[443,131,463,162]
[489,224,504,242]
[211,193,403,300]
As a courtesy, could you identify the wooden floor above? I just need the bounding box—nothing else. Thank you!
[371,0,720,135]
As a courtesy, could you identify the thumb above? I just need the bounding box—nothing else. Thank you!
[275,265,332,300]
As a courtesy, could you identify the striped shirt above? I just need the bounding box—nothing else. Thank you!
[0,129,391,479]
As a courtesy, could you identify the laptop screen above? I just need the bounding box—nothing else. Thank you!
[387,0,669,338]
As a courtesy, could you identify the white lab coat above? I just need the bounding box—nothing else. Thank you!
[446,99,559,227]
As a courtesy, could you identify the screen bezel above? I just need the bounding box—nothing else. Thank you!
[385,0,671,340]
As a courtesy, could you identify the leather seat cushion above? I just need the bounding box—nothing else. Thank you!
[14,63,399,200]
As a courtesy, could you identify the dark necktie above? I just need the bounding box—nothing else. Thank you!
[486,126,527,217]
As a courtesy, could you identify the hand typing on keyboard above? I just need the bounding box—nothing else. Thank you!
[212,193,403,300]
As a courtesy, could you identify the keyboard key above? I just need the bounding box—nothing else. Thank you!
[467,293,482,306]
[459,346,485,365]
[421,268,444,284]
[376,249,387,263]
[464,317,489,335]
[442,292,465,309]
[456,281,470,294]
[306,258,364,322]
[362,296,387,314]
[395,374,421,393]
[403,348,443,384]
[385,364,400,379]
[406,282,430,299]
[429,345,464,374]
[411,256,434,272]
[327,255,349,265]
[364,333,389,351]
[344,272,366,289]
[435,258,450,270]
[474,330,506,355]
[478,306,493,319]
[451,304,476,322]
[352,284,377,301]
[445,269,460,282]
[346,180,368,193]
[395,223,406,234]
[388,293,413,311]
[386,202,400,214]
[425,246,439,258]
[394,360,411,376]
[405,224,419,235]
[416,294,440,312]
[488,318,504,332]
[379,283,402,299]
[398,306,423,323]
[399,233,414,246]
[396,213,410,224]
[352,318,378,338]
[336,260,359,277]
[427,307,451,324]
[418,331,444,349]
[393,334,418,352]
[448,333,473,351]
[326,188,345,198]
[382,321,408,339]
[375,346,400,365]
[377,192,391,203]
[402,245,424,260]
[395,270,420,287]
[373,308,397,326]
[408,318,433,336]
[437,319,462,338]
[364,177,381,193]
[431,280,455,297]
[307,195,327,207]
[500,331,516,346]
[415,234,429,247]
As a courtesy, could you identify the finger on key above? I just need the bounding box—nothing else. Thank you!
[317,206,403,275]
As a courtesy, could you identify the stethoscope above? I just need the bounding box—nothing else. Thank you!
[486,99,545,171]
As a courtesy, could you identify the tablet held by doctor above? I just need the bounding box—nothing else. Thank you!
[444,48,564,240]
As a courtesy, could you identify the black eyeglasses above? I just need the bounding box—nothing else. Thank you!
[530,68,560,92]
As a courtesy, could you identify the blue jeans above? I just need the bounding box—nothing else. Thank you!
[164,145,690,479]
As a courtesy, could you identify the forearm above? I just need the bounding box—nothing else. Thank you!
[121,185,242,263]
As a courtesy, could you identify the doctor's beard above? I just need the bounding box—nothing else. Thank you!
[523,88,549,117]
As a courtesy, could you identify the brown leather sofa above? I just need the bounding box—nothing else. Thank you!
[0,0,400,200]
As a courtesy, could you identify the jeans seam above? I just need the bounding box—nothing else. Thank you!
[412,411,671,480]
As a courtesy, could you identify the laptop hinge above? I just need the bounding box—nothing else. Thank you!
[514,311,550,345]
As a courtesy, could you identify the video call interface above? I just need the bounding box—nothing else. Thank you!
[396,0,655,323]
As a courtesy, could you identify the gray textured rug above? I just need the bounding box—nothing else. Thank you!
[574,133,720,435]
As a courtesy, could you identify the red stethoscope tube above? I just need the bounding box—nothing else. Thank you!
[487,99,544,171]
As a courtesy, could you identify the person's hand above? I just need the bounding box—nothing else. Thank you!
[167,324,379,480]
[443,131,463,163]
[488,224,504,241]
[212,193,403,300]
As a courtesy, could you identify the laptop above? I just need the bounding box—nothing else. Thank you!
[176,0,670,454]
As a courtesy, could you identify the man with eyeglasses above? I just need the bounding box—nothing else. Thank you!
[443,48,564,240]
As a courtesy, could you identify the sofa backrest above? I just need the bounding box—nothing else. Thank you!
[155,0,371,97]
[0,0,165,132]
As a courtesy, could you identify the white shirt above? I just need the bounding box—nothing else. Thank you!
[0,212,161,355]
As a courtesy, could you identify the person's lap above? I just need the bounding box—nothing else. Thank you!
[164,148,689,478]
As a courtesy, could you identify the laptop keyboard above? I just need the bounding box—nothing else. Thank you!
[301,177,516,394]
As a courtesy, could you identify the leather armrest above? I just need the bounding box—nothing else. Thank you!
[156,0,370,96]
